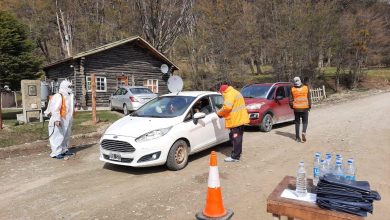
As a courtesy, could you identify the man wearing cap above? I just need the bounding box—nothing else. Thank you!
[217,84,250,162]
[289,77,311,143]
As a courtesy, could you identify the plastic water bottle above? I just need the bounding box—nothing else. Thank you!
[334,160,344,180]
[325,153,332,174]
[313,152,321,186]
[344,158,356,182]
[333,154,343,173]
[296,161,307,197]
[319,159,328,178]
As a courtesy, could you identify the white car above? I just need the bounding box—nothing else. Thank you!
[99,91,230,170]
[109,86,158,115]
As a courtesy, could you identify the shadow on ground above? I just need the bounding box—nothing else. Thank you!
[70,143,96,153]
[274,131,296,140]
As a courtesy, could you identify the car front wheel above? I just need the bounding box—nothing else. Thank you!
[260,113,273,132]
[166,140,189,171]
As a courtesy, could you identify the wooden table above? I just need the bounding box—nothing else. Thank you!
[266,176,364,220]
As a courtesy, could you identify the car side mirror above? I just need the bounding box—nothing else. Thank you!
[275,95,284,101]
[193,112,206,124]
[194,112,206,119]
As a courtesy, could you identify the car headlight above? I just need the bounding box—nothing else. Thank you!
[246,103,263,110]
[135,127,172,143]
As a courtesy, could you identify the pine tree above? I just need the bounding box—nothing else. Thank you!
[0,11,42,90]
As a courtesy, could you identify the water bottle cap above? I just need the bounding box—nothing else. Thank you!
[320,159,325,163]
[348,159,353,163]
[315,152,321,158]
[326,153,331,159]
[299,161,304,166]
[336,154,341,158]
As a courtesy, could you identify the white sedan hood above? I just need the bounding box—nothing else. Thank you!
[104,116,181,138]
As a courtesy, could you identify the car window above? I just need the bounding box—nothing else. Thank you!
[130,88,153,94]
[114,89,121,95]
[241,85,272,98]
[121,88,128,95]
[131,96,195,118]
[275,86,286,98]
[285,85,291,98]
[267,87,276,100]
[192,96,212,115]
[210,95,224,111]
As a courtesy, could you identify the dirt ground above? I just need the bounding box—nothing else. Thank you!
[0,91,389,220]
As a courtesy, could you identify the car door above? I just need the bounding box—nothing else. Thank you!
[120,88,129,109]
[210,95,229,143]
[183,96,218,152]
[273,85,290,123]
[111,88,121,108]
[284,85,295,121]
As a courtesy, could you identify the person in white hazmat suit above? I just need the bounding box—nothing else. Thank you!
[44,79,75,159]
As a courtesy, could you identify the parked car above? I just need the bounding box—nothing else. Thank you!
[100,91,230,170]
[241,82,294,132]
[109,86,158,115]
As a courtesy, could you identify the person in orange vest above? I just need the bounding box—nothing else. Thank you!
[44,79,75,159]
[217,84,250,162]
[289,77,311,143]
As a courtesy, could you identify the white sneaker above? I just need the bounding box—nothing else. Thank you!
[224,157,239,162]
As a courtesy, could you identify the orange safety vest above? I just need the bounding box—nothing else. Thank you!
[217,86,250,128]
[291,86,309,109]
[48,94,67,118]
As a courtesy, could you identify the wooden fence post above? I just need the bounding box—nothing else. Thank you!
[91,74,97,125]
[14,91,18,108]
[0,92,3,129]
[322,85,326,99]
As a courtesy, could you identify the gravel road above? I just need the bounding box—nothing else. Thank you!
[0,92,389,220]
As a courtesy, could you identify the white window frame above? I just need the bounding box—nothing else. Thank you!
[143,79,159,93]
[86,76,107,92]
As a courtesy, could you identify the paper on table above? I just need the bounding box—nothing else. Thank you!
[280,189,317,203]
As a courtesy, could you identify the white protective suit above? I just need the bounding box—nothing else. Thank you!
[44,80,74,157]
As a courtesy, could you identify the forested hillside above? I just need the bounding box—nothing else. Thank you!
[1,0,389,90]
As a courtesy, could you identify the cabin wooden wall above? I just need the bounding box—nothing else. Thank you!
[45,41,172,107]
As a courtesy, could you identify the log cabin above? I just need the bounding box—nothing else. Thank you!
[43,36,179,109]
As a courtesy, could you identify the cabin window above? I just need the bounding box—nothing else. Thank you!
[143,79,158,93]
[86,76,107,92]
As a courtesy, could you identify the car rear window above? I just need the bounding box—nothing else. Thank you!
[130,88,153,94]
[241,85,271,98]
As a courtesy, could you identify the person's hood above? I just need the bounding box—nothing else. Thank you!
[293,77,302,87]
[103,115,181,138]
[59,80,72,95]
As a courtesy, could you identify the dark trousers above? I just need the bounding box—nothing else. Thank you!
[229,126,244,159]
[294,111,309,138]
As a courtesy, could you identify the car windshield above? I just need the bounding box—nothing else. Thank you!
[241,85,271,98]
[130,88,153,94]
[131,96,195,118]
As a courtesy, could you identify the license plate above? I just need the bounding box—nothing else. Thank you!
[109,153,121,161]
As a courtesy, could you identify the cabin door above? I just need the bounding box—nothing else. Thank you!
[117,76,128,87]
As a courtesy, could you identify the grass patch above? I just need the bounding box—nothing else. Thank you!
[0,110,121,148]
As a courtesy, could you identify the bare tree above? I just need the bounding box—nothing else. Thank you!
[135,0,193,53]
[56,3,73,58]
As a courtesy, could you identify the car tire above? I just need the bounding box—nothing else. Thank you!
[123,104,128,115]
[260,113,273,132]
[166,140,189,171]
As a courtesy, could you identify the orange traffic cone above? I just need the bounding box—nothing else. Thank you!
[196,151,234,220]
